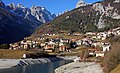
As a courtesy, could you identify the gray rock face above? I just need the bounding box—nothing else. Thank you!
[0,1,56,44]
[75,0,120,29]
[30,5,55,23]
[5,3,56,24]
[92,0,120,29]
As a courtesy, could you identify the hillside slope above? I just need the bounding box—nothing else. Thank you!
[34,0,120,36]
[0,7,39,44]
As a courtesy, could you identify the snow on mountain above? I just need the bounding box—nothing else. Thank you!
[5,3,56,23]
[76,0,87,8]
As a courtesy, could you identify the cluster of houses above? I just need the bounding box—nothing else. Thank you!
[9,27,120,58]
[40,38,70,52]
[9,39,40,50]
[85,27,120,40]
[76,27,120,58]
[9,37,72,53]
[88,43,111,58]
[75,36,111,58]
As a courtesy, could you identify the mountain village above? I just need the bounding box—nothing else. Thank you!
[0,0,120,73]
[9,27,120,60]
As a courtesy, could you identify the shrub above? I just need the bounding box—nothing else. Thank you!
[103,42,120,73]
[0,44,10,49]
[103,36,120,73]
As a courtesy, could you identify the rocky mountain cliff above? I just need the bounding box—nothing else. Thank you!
[5,3,56,24]
[33,0,120,36]
[0,1,56,44]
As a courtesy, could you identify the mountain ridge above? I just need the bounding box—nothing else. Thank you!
[0,1,56,44]
[33,0,120,37]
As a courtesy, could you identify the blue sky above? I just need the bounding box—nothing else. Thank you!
[3,0,101,14]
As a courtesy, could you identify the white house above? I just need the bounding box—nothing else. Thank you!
[23,54,27,59]
[85,32,96,35]
[95,51,104,57]
[59,42,64,46]
[49,41,55,45]
[108,31,113,35]
[60,39,69,43]
[102,43,111,52]
[92,42,103,48]
[41,43,46,47]
[116,30,120,35]
[76,40,82,45]
[97,35,102,40]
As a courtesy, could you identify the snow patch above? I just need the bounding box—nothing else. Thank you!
[76,0,87,8]
[92,3,105,14]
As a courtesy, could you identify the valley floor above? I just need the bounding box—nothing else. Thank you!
[55,62,104,73]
